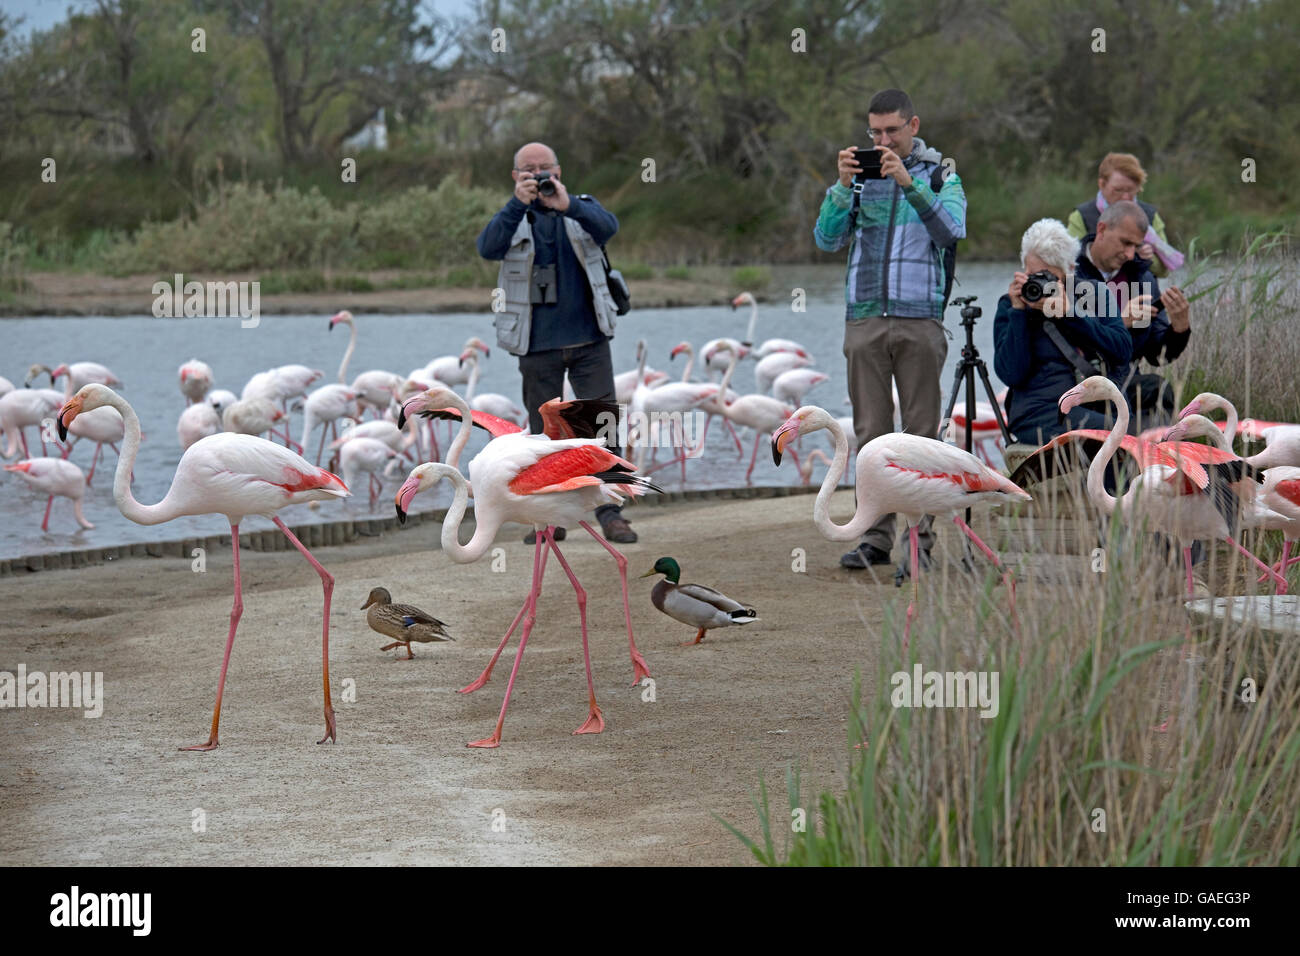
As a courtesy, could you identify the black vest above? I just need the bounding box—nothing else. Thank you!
[1076,198,1157,235]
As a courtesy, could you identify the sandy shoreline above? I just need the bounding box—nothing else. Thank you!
[1,489,963,865]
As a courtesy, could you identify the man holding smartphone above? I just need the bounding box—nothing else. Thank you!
[477,141,637,544]
[814,89,967,573]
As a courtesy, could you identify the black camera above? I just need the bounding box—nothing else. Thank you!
[533,171,558,197]
[1021,270,1059,304]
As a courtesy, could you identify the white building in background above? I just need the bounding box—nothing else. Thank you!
[343,108,389,151]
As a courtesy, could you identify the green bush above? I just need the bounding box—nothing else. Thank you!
[664,265,693,280]
[731,265,771,290]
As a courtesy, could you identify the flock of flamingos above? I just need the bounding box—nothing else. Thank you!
[4,293,1300,749]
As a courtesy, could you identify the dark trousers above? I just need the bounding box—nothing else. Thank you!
[518,338,621,521]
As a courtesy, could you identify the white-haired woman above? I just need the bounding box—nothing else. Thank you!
[993,218,1131,444]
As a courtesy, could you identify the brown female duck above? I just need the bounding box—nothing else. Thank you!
[361,586,454,659]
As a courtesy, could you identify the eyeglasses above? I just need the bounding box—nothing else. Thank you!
[514,163,557,173]
[867,126,906,141]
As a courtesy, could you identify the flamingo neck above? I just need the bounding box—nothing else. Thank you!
[463,356,480,403]
[444,392,476,470]
[108,393,176,525]
[717,348,740,411]
[1216,397,1238,444]
[1084,383,1127,519]
[439,467,497,562]
[744,301,759,343]
[811,416,875,540]
[337,320,357,384]
[678,345,695,383]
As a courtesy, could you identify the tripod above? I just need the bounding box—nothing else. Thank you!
[895,295,1012,585]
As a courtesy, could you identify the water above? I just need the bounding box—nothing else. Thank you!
[0,262,1018,558]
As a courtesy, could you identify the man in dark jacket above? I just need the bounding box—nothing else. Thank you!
[993,219,1131,445]
[477,141,636,543]
[1074,200,1192,434]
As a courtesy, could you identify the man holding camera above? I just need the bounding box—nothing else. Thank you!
[1073,200,1191,434]
[814,89,966,573]
[993,219,1131,444]
[477,141,636,544]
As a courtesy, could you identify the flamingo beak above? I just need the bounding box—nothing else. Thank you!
[1178,398,1201,420]
[397,395,423,429]
[395,476,420,523]
[1058,384,1085,415]
[1161,422,1187,443]
[771,419,798,465]
[57,395,84,441]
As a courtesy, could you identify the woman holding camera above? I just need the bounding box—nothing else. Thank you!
[993,218,1131,445]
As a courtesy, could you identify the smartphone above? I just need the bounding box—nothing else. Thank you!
[852,148,884,187]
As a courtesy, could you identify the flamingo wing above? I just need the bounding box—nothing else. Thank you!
[413,404,522,438]
[508,445,652,496]
[539,398,620,439]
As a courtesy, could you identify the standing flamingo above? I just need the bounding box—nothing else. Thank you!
[178,401,222,451]
[733,292,813,358]
[178,359,214,405]
[330,436,396,509]
[329,310,359,383]
[626,341,718,480]
[1,388,64,458]
[394,433,658,749]
[772,405,1031,650]
[460,349,528,426]
[301,384,360,465]
[670,341,743,456]
[57,384,349,750]
[713,344,798,483]
[59,404,125,485]
[28,362,122,394]
[754,351,811,394]
[4,457,94,531]
[423,338,491,388]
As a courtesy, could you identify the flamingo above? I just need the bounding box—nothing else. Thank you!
[59,404,125,485]
[701,337,750,380]
[423,337,491,388]
[329,310,359,383]
[28,362,121,394]
[57,384,349,750]
[797,447,836,486]
[460,349,527,427]
[772,368,829,408]
[398,387,653,700]
[943,402,1005,468]
[0,376,13,399]
[330,436,395,509]
[1,388,64,458]
[350,370,405,420]
[626,341,718,480]
[713,343,798,483]
[4,457,94,531]
[222,397,300,452]
[178,359,214,405]
[670,341,743,456]
[732,292,813,358]
[301,384,360,466]
[207,389,238,416]
[754,351,811,394]
[772,405,1031,650]
[394,423,658,748]
[178,401,222,451]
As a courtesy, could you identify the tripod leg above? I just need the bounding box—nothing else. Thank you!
[974,359,1014,447]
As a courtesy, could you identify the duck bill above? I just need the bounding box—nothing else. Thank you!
[360,595,376,610]
[637,568,658,578]
[57,394,84,441]
[395,476,421,523]
[771,420,797,465]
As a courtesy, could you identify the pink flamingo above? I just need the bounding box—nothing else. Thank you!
[59,405,124,485]
[626,341,718,481]
[28,362,121,393]
[713,343,798,482]
[670,341,743,455]
[178,402,222,451]
[329,436,395,509]
[4,457,94,531]
[395,428,658,749]
[773,405,1031,651]
[57,384,350,751]
[733,291,813,359]
[943,402,1005,468]
[1,388,64,458]
[178,359,214,405]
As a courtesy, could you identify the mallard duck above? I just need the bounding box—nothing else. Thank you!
[361,587,454,660]
[641,557,758,645]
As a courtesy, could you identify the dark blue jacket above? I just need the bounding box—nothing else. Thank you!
[477,195,618,353]
[993,278,1131,442]
[1075,236,1189,384]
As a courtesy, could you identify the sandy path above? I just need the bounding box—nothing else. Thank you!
[0,491,929,865]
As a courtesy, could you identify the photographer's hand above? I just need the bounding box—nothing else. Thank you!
[1162,286,1190,332]
[878,147,913,188]
[514,176,539,205]
[1009,272,1028,310]
[539,174,570,212]
[837,147,860,188]
[1121,294,1155,329]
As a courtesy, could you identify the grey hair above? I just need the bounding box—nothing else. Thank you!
[1098,199,1149,233]
[1020,219,1079,273]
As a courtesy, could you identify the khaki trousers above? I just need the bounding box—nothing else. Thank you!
[843,316,948,554]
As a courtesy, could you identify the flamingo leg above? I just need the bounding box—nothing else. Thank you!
[272,516,336,744]
[953,515,1021,643]
[1156,547,1199,734]
[902,525,920,655]
[1260,540,1292,580]
[745,431,763,483]
[468,525,550,748]
[19,428,30,458]
[724,418,744,456]
[85,441,103,485]
[40,494,54,532]
[1225,535,1286,593]
[60,437,74,460]
[677,418,687,486]
[459,536,550,693]
[579,520,651,685]
[544,534,604,735]
[314,425,329,467]
[182,522,243,751]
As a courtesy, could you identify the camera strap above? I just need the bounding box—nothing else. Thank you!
[1040,319,1100,384]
